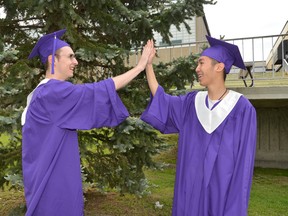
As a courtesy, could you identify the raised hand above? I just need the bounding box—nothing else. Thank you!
[136,39,154,71]
[111,39,155,90]
[147,40,156,65]
[144,40,158,96]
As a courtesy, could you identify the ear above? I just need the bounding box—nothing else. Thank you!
[47,55,53,64]
[216,62,225,73]
[47,54,59,67]
[46,55,57,73]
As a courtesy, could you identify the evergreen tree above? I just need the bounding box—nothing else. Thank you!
[0,0,214,194]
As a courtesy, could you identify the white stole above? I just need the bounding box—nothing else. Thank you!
[21,78,50,125]
[195,90,242,134]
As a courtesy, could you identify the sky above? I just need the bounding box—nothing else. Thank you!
[203,0,288,39]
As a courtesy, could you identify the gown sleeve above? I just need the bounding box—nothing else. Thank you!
[31,78,129,130]
[224,102,257,215]
[140,85,197,134]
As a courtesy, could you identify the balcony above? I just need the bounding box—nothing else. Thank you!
[129,33,288,88]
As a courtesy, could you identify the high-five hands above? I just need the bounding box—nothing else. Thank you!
[137,39,156,71]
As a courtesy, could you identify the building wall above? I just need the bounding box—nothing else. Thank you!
[195,16,210,42]
[255,107,288,169]
[234,87,288,169]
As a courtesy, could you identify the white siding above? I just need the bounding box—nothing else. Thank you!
[153,18,196,46]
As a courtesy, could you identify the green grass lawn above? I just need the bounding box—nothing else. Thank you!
[1,139,288,216]
[248,168,288,216]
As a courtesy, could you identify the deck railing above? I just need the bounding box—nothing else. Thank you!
[130,34,288,87]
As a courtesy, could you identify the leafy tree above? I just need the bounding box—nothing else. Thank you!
[0,0,214,194]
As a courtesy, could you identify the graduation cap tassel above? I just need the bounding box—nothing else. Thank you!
[51,33,57,74]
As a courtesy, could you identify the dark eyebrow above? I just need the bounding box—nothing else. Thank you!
[68,54,76,59]
[198,57,204,63]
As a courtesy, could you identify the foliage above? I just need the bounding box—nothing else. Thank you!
[0,0,214,194]
[79,117,168,196]
[154,54,200,91]
[0,132,22,189]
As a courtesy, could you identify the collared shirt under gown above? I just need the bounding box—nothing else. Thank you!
[22,78,129,216]
[141,86,257,216]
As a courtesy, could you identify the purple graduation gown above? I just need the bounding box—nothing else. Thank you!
[22,78,129,216]
[141,86,257,216]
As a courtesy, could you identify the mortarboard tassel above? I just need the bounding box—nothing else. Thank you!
[51,33,57,74]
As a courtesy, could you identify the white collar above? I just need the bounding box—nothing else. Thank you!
[195,90,242,134]
[21,78,50,125]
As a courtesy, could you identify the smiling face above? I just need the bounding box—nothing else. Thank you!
[52,46,78,80]
[196,56,225,87]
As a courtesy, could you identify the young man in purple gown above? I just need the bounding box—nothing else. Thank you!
[21,29,153,216]
[141,36,257,216]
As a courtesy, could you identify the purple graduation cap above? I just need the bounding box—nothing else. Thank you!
[201,35,246,73]
[28,29,70,74]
